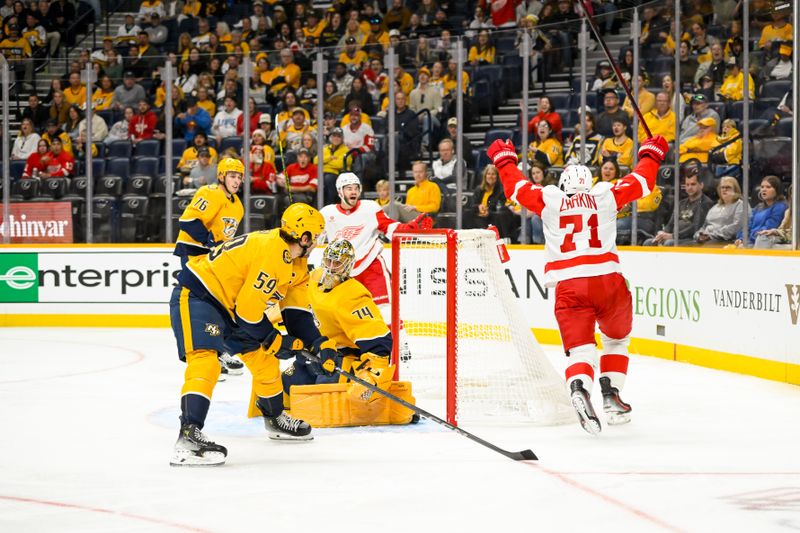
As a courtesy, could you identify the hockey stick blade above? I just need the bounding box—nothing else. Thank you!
[301,351,538,461]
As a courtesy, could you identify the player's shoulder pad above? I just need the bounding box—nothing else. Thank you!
[359,199,382,213]
[339,276,373,302]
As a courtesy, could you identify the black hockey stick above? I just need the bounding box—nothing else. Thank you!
[576,0,653,138]
[300,351,538,461]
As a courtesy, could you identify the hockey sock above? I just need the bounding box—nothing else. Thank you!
[599,334,630,390]
[564,344,597,391]
[256,392,284,418]
[180,393,211,428]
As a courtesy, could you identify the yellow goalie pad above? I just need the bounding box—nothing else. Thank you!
[288,381,416,427]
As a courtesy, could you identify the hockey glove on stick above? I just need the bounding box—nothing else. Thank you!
[487,139,519,170]
[265,334,305,360]
[310,336,339,376]
[348,354,394,403]
[638,135,669,164]
[397,213,434,232]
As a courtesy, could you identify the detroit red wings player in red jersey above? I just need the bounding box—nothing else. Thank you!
[319,173,432,323]
[488,135,668,435]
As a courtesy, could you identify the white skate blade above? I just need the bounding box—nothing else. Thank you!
[223,367,243,376]
[571,395,601,435]
[605,411,631,425]
[217,373,227,382]
[267,432,314,442]
[170,449,226,467]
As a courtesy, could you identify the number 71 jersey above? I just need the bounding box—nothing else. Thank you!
[538,182,622,286]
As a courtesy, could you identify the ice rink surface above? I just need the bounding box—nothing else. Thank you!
[1,327,798,533]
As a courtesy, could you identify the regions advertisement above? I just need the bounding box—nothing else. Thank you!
[0,202,73,243]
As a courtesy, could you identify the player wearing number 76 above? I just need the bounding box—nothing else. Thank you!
[487,135,668,435]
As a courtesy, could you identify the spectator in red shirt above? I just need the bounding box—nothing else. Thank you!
[526,95,563,141]
[40,137,74,177]
[250,144,278,194]
[481,0,519,28]
[22,139,53,179]
[278,146,317,207]
[129,99,157,145]
[236,96,264,135]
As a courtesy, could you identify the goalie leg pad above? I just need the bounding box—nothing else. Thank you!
[564,343,597,392]
[290,381,416,427]
[180,349,221,427]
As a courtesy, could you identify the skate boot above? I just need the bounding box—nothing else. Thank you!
[170,423,227,467]
[264,411,313,441]
[599,377,632,425]
[570,379,601,435]
[219,352,244,376]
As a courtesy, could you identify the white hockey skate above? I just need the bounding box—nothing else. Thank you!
[170,424,227,467]
[219,352,244,375]
[264,411,313,441]
[570,380,601,435]
[600,377,632,425]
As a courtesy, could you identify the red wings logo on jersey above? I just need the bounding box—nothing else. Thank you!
[335,224,366,242]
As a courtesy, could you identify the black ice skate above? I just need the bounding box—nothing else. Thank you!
[218,352,244,375]
[264,411,313,441]
[570,379,601,435]
[170,424,227,467]
[599,377,632,425]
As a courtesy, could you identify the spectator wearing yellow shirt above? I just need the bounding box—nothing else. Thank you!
[622,73,655,118]
[303,11,327,40]
[315,127,349,204]
[195,86,216,118]
[365,16,389,50]
[638,91,676,142]
[709,119,742,178]
[679,116,719,164]
[177,132,218,172]
[718,57,755,102]
[468,29,496,67]
[405,161,441,214]
[527,119,563,168]
[394,65,415,96]
[600,119,634,167]
[63,72,87,108]
[338,36,368,69]
[268,49,302,98]
[442,58,470,98]
[0,24,33,89]
[91,75,115,111]
[758,9,793,51]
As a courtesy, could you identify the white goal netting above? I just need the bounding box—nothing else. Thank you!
[394,229,573,425]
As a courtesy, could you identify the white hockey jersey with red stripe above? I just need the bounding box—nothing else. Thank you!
[319,200,400,276]
[498,157,659,286]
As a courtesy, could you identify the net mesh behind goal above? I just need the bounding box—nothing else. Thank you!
[392,229,573,426]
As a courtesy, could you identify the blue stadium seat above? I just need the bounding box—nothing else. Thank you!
[107,140,132,159]
[11,177,39,199]
[726,101,753,121]
[219,136,243,154]
[10,160,26,179]
[92,158,106,178]
[41,177,68,199]
[546,92,571,110]
[134,139,161,158]
[777,118,793,137]
[133,157,160,177]
[482,128,514,148]
[124,175,153,197]
[760,79,792,99]
[95,175,124,197]
[106,158,130,181]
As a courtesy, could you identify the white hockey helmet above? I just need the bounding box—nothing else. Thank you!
[336,172,361,196]
[558,165,593,195]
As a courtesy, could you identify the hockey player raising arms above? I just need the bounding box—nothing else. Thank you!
[168,204,339,466]
[319,173,432,324]
[173,157,245,376]
[487,135,668,434]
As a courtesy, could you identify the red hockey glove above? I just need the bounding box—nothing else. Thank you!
[638,135,669,164]
[397,213,433,232]
[487,139,519,170]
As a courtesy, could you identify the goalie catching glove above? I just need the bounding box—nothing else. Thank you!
[348,354,394,404]
[396,213,434,232]
[487,139,519,170]
[310,336,339,376]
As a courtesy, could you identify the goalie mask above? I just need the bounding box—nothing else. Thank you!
[558,165,593,195]
[321,238,356,290]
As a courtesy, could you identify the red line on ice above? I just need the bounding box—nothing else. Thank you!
[525,463,686,532]
[0,494,212,532]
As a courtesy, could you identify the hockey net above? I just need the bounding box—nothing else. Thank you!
[391,229,573,426]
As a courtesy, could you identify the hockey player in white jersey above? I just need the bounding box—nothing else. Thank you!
[319,173,432,323]
[488,135,669,435]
